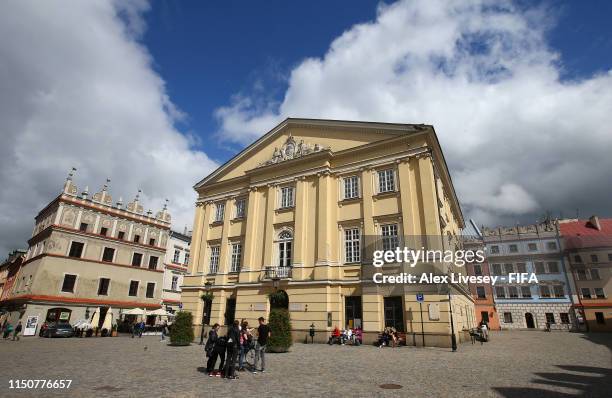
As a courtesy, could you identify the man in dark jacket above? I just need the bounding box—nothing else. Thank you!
[205,323,221,375]
[224,320,240,379]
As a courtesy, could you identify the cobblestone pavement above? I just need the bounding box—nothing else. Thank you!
[0,331,610,398]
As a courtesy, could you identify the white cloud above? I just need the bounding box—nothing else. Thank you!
[216,0,612,227]
[0,0,217,254]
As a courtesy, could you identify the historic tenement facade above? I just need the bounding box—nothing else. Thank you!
[560,216,612,332]
[182,118,475,347]
[482,220,574,330]
[0,171,170,334]
[162,230,191,313]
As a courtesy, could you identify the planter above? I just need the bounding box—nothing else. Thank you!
[267,346,290,353]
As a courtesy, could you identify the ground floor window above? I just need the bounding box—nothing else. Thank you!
[46,308,72,323]
[344,296,362,329]
[545,313,555,324]
[560,313,570,324]
[224,298,236,325]
[503,312,513,323]
[595,312,605,324]
[383,296,404,332]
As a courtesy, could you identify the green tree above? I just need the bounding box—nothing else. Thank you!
[170,311,194,346]
[267,308,292,352]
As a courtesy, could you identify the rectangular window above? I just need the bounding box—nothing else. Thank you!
[473,264,482,276]
[489,245,500,254]
[61,274,77,293]
[495,286,506,298]
[280,186,295,208]
[590,254,598,263]
[476,286,486,299]
[594,288,605,299]
[527,243,537,252]
[68,241,84,258]
[79,222,88,232]
[100,227,108,236]
[133,234,141,244]
[517,263,527,273]
[608,253,612,262]
[590,268,600,280]
[343,176,359,199]
[581,288,591,299]
[545,313,555,324]
[574,255,582,263]
[97,278,110,295]
[503,312,513,323]
[595,312,605,324]
[117,231,125,240]
[230,243,242,273]
[560,313,570,324]
[521,286,532,298]
[508,286,519,298]
[146,282,155,298]
[547,262,559,273]
[209,246,220,274]
[128,280,139,296]
[344,228,361,263]
[539,285,551,298]
[508,244,518,253]
[547,241,558,251]
[535,262,545,274]
[148,256,159,270]
[184,253,190,265]
[173,249,181,263]
[553,285,565,298]
[102,247,115,262]
[171,275,179,291]
[576,269,587,280]
[491,264,502,275]
[235,198,246,218]
[378,169,395,193]
[131,253,143,267]
[149,238,155,246]
[381,224,399,252]
[504,263,514,274]
[215,202,225,222]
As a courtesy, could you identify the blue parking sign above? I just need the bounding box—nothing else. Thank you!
[416,293,424,302]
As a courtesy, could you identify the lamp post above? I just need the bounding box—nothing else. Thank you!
[448,285,457,352]
[200,282,212,345]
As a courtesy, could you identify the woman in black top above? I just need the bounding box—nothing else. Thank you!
[205,324,221,375]
[224,320,241,379]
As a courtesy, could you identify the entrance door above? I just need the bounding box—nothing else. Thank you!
[345,296,362,329]
[481,311,489,323]
[224,298,236,326]
[525,312,535,328]
[384,297,405,332]
[98,307,109,328]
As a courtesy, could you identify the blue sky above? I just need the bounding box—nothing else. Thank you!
[142,0,612,163]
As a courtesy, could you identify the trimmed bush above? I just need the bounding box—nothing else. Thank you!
[267,308,292,352]
[170,311,194,346]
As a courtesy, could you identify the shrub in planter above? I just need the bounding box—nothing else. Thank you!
[170,311,194,346]
[267,308,292,353]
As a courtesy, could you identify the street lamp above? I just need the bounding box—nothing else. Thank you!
[199,281,212,345]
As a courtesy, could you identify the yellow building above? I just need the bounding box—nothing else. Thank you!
[182,118,475,347]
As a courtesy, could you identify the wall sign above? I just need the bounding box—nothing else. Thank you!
[23,315,39,336]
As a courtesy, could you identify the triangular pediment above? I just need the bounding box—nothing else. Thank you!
[196,118,426,188]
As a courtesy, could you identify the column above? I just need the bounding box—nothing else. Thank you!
[240,187,261,283]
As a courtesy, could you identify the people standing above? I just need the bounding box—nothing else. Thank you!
[12,321,22,341]
[225,319,240,379]
[238,320,251,371]
[3,322,13,339]
[253,317,270,374]
[160,320,169,341]
[205,323,222,376]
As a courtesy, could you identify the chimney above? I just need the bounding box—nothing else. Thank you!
[588,215,601,231]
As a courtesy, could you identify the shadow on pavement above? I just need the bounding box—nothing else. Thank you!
[493,332,612,397]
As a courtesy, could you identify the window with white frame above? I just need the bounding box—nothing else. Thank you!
[503,312,513,323]
[278,230,293,267]
[527,243,537,252]
[495,286,506,298]
[344,228,361,263]
[576,269,587,280]
[381,224,399,252]
[171,275,179,291]
[521,286,532,298]
[508,244,518,253]
[280,186,295,208]
[343,176,359,200]
[503,263,514,274]
[491,264,502,275]
[535,262,545,274]
[553,285,565,298]
[590,268,601,280]
[173,249,180,263]
[214,202,225,222]
[516,263,527,273]
[508,286,519,298]
[489,245,500,254]
[539,285,551,298]
[230,242,242,273]
[378,169,395,193]
[581,287,591,298]
[594,287,605,298]
[209,246,220,274]
[235,198,246,218]
[184,253,190,266]
[547,261,559,273]
[546,241,558,251]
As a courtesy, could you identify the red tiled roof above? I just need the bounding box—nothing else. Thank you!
[560,218,612,249]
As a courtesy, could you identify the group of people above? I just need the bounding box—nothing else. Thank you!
[377,326,401,347]
[328,326,362,345]
[1,320,22,341]
[204,317,270,380]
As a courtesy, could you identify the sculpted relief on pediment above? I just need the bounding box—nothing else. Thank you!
[258,135,328,168]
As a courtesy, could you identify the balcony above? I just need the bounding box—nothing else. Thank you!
[263,266,292,280]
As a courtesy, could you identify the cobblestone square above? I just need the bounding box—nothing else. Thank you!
[1,331,610,397]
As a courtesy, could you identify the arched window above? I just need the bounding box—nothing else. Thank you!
[277,230,293,268]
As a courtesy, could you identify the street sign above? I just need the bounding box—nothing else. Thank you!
[178,303,183,309]
[416,293,424,303]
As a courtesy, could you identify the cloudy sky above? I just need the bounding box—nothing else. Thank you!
[1,0,611,255]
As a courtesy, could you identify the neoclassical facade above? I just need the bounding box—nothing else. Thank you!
[182,118,474,347]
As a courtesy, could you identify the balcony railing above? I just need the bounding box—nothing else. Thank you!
[264,266,292,279]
